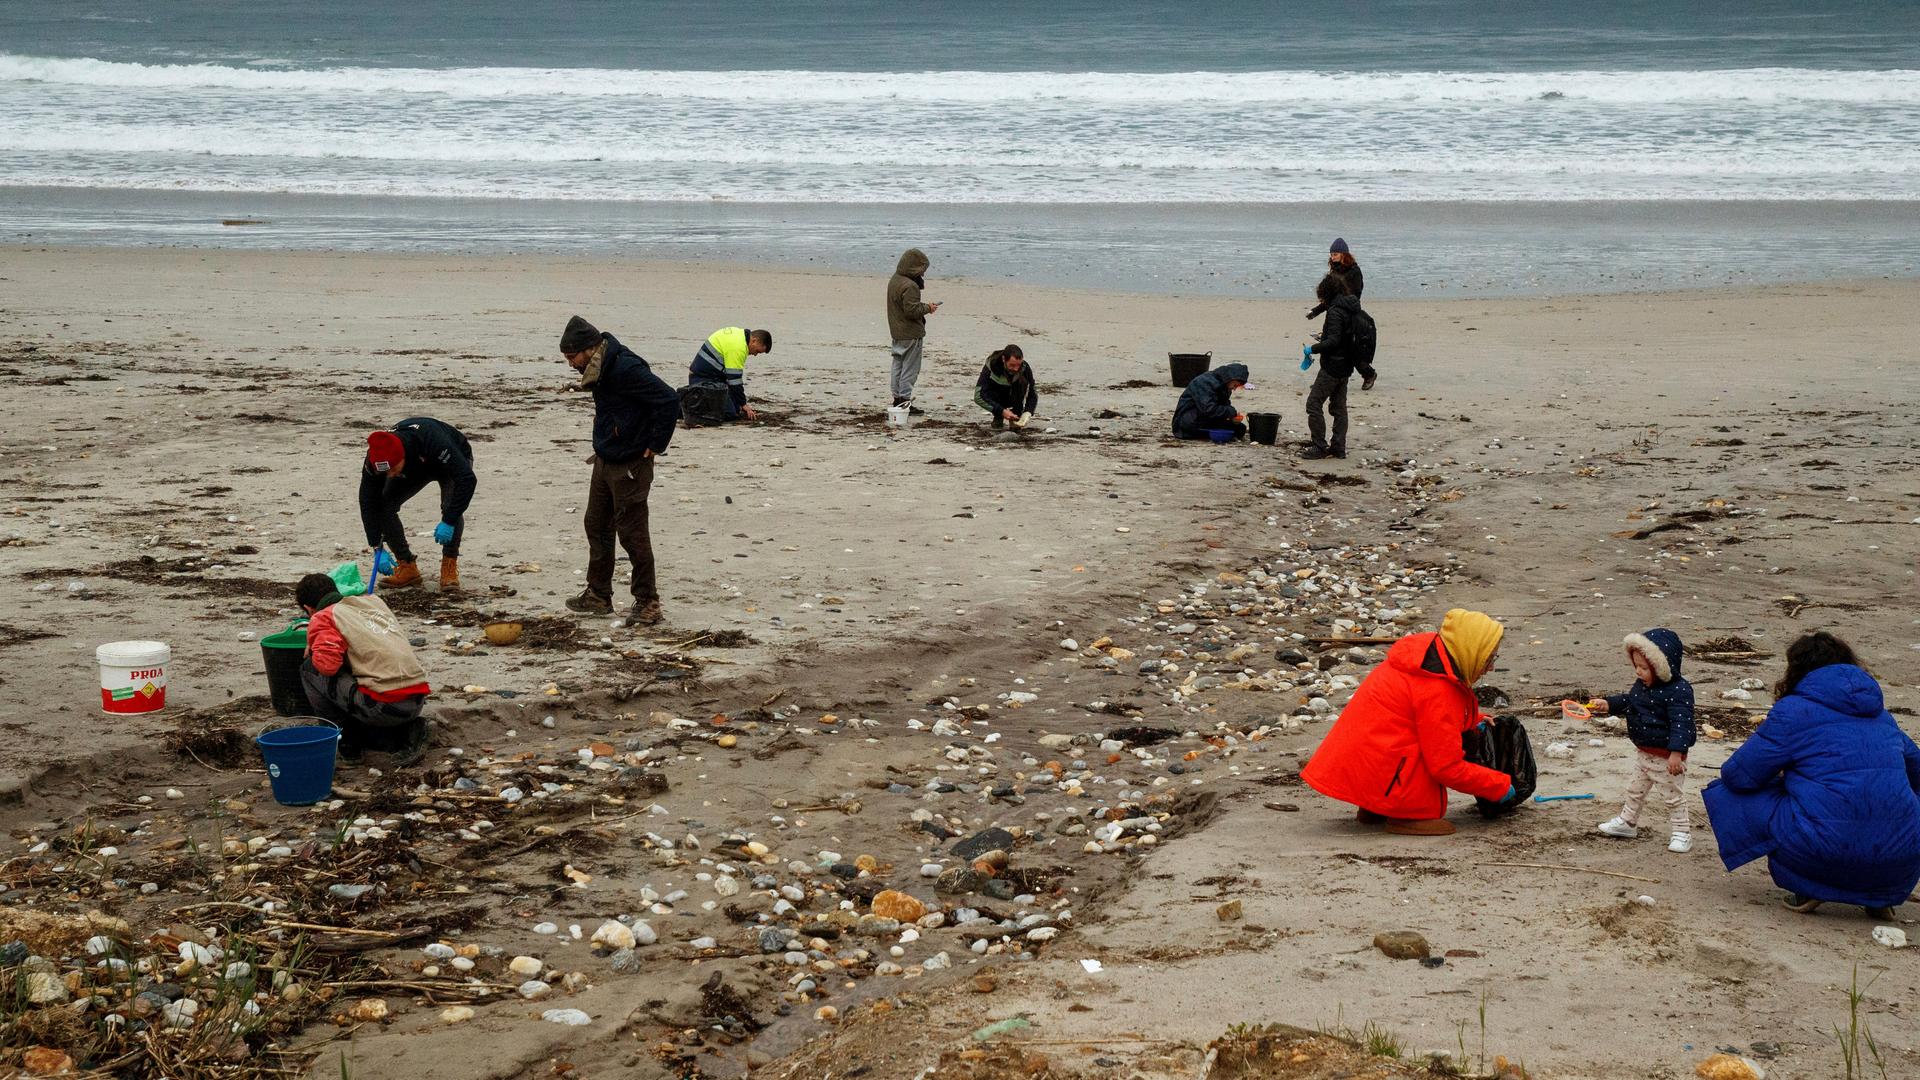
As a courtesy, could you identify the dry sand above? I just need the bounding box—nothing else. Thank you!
[0,246,1916,1079]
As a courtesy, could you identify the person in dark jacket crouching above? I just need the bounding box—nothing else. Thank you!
[974,345,1038,429]
[559,315,682,626]
[1705,632,1920,919]
[1172,362,1249,440]
[1301,274,1372,459]
[295,573,430,764]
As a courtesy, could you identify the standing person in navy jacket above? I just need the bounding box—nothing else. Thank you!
[558,315,681,626]
[1590,628,1698,852]
[1705,632,1920,919]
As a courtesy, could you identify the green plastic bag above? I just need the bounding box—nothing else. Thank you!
[329,561,366,597]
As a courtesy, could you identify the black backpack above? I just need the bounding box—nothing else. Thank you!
[1462,714,1536,819]
[1348,306,1378,372]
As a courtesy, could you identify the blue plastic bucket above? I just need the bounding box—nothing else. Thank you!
[255,725,340,806]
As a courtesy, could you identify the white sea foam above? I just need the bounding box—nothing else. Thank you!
[2,53,1917,104]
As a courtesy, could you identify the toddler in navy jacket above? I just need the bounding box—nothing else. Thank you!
[1591,628,1697,852]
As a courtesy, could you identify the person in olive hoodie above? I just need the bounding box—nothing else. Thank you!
[1172,362,1249,440]
[558,315,681,626]
[886,247,940,411]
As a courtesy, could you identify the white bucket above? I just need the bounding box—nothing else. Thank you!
[97,640,171,714]
[886,403,915,429]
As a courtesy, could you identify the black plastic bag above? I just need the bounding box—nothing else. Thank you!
[679,383,730,426]
[1462,713,1537,819]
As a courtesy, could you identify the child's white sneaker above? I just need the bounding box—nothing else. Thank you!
[1597,816,1639,839]
[1668,833,1692,853]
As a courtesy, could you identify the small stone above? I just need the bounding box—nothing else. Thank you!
[509,956,544,977]
[1216,900,1243,922]
[440,1005,475,1023]
[815,1005,839,1022]
[608,948,642,973]
[1694,1053,1766,1080]
[542,1008,592,1026]
[871,890,927,923]
[161,998,199,1029]
[423,943,456,960]
[632,922,657,946]
[716,734,738,749]
[348,998,388,1023]
[24,971,70,1005]
[936,867,984,895]
[1372,931,1431,960]
[1060,638,1079,651]
[0,941,29,966]
[328,883,374,901]
[1871,925,1907,949]
[532,921,559,935]
[1720,688,1753,701]
[952,827,1016,861]
[21,1047,75,1075]
[972,973,997,993]
[591,921,636,951]
[714,875,740,897]
[922,952,952,971]
[519,980,553,1000]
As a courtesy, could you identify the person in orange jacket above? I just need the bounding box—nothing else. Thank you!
[1301,608,1517,835]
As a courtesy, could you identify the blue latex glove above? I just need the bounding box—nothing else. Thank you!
[434,521,456,545]
[1300,344,1314,371]
[371,548,397,576]
[1499,784,1518,805]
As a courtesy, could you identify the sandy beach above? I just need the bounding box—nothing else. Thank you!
[1,245,1917,1079]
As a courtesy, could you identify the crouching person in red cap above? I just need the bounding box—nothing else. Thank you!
[359,417,476,591]
[295,573,430,764]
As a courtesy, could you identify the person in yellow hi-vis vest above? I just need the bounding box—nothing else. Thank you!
[682,326,773,425]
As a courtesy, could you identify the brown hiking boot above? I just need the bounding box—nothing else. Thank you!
[630,599,664,626]
[1384,818,1457,836]
[382,560,422,588]
[439,556,460,591]
[565,588,613,615]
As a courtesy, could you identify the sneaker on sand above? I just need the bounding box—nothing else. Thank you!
[565,588,613,615]
[1302,446,1333,460]
[1783,892,1823,914]
[630,599,664,627]
[1384,818,1456,836]
[1597,816,1639,839]
[1668,832,1693,853]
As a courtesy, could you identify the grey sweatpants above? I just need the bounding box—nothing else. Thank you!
[890,338,924,401]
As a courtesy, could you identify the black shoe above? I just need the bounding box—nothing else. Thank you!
[1361,375,1377,391]
[991,416,1004,430]
[1331,447,1347,459]
[1783,892,1823,913]
[1302,446,1331,460]
[907,405,925,416]
[1864,905,1898,920]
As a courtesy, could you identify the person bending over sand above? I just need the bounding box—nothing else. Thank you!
[295,573,430,765]
[1171,362,1249,440]
[974,345,1037,430]
[1301,608,1518,835]
[682,326,773,425]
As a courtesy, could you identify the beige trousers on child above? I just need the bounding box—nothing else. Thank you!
[1621,751,1690,835]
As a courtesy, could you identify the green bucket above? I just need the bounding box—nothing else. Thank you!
[261,619,309,717]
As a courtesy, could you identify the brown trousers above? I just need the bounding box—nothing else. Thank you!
[584,456,658,604]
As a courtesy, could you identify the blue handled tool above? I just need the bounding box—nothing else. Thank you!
[368,548,396,594]
[1300,344,1314,371]
[1532,793,1596,803]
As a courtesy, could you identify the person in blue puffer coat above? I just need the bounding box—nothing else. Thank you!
[1172,363,1249,440]
[1704,632,1920,919]
[1591,628,1698,852]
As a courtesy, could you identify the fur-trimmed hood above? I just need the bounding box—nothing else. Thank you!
[1624,628,1684,684]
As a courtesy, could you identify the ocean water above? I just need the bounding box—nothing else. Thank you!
[4,1,1919,294]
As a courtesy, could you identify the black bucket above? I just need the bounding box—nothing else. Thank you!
[1247,412,1281,445]
[260,620,310,717]
[1168,352,1211,387]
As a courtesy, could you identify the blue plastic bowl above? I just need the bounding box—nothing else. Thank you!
[1205,429,1236,444]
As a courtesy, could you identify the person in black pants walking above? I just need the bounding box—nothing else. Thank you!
[1302,275,1365,459]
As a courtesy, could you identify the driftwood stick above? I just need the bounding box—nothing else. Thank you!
[1478,861,1659,884]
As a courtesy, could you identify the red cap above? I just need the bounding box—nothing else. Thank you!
[366,431,405,474]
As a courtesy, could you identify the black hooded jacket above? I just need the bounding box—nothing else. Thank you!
[1307,264,1364,319]
[975,354,1038,416]
[358,417,475,548]
[1310,294,1369,378]
[1172,363,1249,436]
[591,333,681,464]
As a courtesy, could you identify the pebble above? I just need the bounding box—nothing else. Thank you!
[1372,931,1431,960]
[1871,925,1907,949]
[1060,638,1079,651]
[533,922,559,935]
[347,998,388,1023]
[542,1008,592,1026]
[329,883,373,901]
[509,956,544,977]
[423,943,456,960]
[440,1005,475,1023]
[161,998,199,1029]
[608,948,642,973]
[519,980,553,1000]
[590,920,636,951]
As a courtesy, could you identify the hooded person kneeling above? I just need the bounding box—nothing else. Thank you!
[1172,363,1249,440]
[295,573,430,765]
[1300,608,1518,835]
[974,345,1037,430]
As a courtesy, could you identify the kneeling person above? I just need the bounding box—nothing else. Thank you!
[1171,362,1250,440]
[683,327,772,424]
[974,345,1037,429]
[295,573,430,764]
